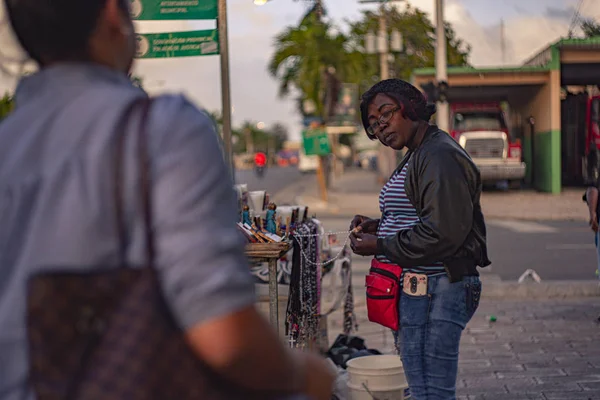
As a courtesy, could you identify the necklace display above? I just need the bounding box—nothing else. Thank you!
[287,226,357,349]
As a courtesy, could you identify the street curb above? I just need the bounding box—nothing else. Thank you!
[294,199,588,223]
[481,214,587,223]
[308,212,589,223]
[479,281,600,299]
[345,278,599,304]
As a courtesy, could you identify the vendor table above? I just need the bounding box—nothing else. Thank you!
[245,242,290,333]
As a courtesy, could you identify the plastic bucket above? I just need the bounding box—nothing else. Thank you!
[346,355,409,400]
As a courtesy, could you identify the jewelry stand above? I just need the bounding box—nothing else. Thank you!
[245,242,290,333]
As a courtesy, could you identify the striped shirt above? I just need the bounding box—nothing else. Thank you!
[376,159,446,277]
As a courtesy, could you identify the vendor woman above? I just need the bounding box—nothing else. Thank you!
[349,79,491,400]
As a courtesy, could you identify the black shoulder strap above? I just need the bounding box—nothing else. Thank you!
[114,97,154,267]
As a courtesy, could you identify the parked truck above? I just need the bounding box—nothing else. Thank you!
[449,102,526,187]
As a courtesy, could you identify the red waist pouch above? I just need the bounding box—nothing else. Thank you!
[366,259,402,331]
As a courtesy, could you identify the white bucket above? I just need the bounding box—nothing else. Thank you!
[346,355,410,400]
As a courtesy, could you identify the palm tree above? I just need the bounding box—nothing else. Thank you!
[268,3,361,120]
[293,0,324,19]
[346,5,470,93]
[581,19,600,38]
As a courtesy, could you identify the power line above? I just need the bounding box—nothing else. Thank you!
[567,0,585,38]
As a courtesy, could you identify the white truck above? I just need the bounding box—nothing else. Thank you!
[450,102,526,188]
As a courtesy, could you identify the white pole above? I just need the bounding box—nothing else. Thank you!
[378,7,389,81]
[377,3,397,182]
[435,0,449,132]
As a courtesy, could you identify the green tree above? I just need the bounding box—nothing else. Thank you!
[207,110,223,134]
[207,112,288,155]
[0,93,15,121]
[239,121,287,154]
[346,5,470,93]
[268,122,289,152]
[581,18,600,38]
[268,5,362,120]
[269,3,470,122]
[206,110,246,153]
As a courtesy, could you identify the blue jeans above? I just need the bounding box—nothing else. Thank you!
[596,232,600,279]
[394,275,481,400]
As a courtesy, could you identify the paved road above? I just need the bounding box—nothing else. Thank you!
[234,166,302,196]
[486,219,597,281]
[317,217,599,282]
[248,168,599,281]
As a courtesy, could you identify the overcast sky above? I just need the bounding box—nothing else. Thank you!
[1,0,599,140]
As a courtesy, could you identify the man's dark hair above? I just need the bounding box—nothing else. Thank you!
[6,0,129,65]
[360,79,436,139]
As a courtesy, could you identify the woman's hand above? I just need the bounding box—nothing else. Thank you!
[349,232,379,256]
[349,215,369,231]
[349,215,379,234]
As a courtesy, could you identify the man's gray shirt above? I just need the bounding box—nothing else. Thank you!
[0,64,256,399]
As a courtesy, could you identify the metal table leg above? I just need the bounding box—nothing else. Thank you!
[268,258,279,332]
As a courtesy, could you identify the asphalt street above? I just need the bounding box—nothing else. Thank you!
[486,219,598,281]
[237,166,599,282]
[317,216,599,282]
[234,166,302,196]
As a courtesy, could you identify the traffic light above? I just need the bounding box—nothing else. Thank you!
[438,80,449,103]
[420,80,450,103]
[420,81,438,102]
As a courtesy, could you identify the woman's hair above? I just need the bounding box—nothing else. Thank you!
[5,0,128,64]
[360,79,436,139]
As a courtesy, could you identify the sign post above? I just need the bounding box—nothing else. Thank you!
[302,128,331,157]
[330,83,359,127]
[217,0,235,181]
[135,30,219,59]
[130,0,217,20]
[302,128,331,202]
[132,0,235,180]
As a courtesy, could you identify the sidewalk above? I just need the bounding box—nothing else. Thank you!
[272,168,589,222]
[326,294,600,400]
[320,240,600,399]
[278,170,600,399]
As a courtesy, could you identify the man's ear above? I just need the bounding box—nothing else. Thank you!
[102,0,131,37]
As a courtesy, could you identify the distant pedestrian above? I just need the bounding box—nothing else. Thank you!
[583,180,600,321]
[255,151,267,167]
[349,79,491,400]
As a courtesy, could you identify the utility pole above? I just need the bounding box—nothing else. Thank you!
[268,134,275,164]
[244,126,254,154]
[378,5,389,82]
[361,0,404,183]
[435,0,449,132]
[500,19,506,65]
[377,3,396,183]
[218,0,235,181]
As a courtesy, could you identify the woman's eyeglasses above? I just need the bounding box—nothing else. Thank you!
[367,106,400,136]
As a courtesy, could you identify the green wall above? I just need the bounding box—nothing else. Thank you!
[523,133,532,185]
[533,130,561,193]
